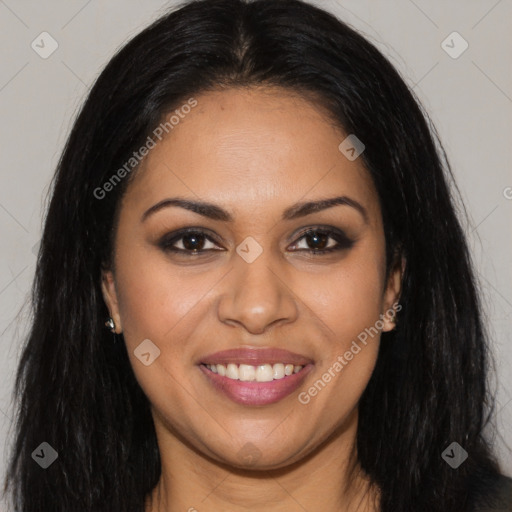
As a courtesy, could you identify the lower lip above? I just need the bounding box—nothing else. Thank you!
[199,364,313,406]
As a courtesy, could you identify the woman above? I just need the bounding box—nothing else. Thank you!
[3,0,511,510]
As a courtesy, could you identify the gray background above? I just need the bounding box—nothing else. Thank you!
[1,0,511,502]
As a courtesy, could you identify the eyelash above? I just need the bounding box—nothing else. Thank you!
[158,226,355,256]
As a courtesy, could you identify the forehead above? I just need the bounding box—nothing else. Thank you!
[121,86,380,224]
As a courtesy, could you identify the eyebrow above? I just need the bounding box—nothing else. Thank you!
[141,195,368,223]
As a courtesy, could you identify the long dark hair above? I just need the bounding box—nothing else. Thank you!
[3,0,503,510]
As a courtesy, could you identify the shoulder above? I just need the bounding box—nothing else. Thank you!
[472,474,512,512]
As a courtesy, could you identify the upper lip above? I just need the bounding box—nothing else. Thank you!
[199,347,313,366]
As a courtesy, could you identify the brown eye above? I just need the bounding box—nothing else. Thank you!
[159,229,223,254]
[290,227,355,254]
[180,233,207,251]
[303,231,330,251]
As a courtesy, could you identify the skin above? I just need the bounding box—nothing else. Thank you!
[101,86,402,512]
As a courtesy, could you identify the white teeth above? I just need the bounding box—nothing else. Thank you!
[273,363,285,379]
[226,363,238,379]
[238,364,255,381]
[205,363,304,381]
[256,364,274,382]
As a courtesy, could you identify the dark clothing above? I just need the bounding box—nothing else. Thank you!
[473,475,512,511]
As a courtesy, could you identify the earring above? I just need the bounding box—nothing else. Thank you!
[105,317,116,333]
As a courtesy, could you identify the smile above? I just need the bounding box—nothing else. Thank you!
[199,363,313,406]
[203,363,303,382]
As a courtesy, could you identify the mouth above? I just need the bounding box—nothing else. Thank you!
[198,347,314,406]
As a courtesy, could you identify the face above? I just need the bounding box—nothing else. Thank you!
[102,87,401,470]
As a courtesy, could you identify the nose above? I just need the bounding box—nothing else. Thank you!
[217,248,298,335]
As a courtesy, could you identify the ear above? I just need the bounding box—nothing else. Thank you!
[101,268,123,334]
[381,255,405,332]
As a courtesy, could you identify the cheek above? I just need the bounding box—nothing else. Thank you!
[305,250,386,348]
[114,243,204,339]
[113,250,213,415]
[295,248,386,413]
